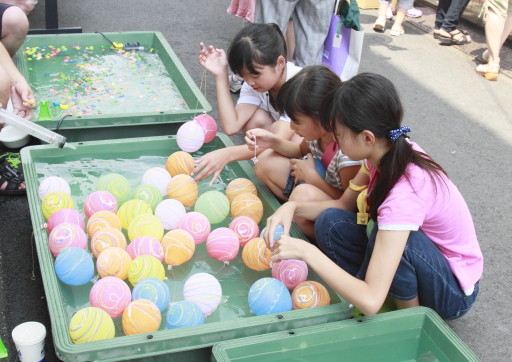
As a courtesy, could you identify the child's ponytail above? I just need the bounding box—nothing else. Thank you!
[227,23,287,77]
[320,73,447,219]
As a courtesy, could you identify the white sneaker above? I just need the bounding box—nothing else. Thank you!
[229,74,243,93]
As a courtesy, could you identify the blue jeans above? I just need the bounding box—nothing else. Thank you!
[314,208,479,320]
[435,0,471,32]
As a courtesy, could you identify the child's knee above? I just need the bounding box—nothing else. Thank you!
[243,108,274,133]
[3,6,29,35]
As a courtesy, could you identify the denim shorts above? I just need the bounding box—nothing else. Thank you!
[314,208,479,320]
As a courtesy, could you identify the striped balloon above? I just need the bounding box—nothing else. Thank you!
[183,272,222,316]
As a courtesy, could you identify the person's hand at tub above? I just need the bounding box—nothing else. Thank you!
[11,79,35,119]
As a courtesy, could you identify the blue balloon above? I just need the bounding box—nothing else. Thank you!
[54,247,94,285]
[248,278,292,316]
[260,225,285,242]
[166,301,205,329]
[132,277,171,312]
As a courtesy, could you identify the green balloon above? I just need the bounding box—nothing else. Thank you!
[132,184,162,211]
[194,191,230,224]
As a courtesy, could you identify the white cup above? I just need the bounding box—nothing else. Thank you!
[11,322,46,362]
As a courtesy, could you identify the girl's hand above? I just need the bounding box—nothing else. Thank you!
[290,153,315,183]
[10,81,35,119]
[245,128,276,151]
[271,236,311,262]
[191,148,231,184]
[198,42,228,77]
[263,202,296,249]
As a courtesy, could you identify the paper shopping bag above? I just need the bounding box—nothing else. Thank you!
[322,0,364,81]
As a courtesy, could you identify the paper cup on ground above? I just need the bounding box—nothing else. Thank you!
[12,321,46,362]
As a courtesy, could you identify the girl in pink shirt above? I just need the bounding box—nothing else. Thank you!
[263,72,483,319]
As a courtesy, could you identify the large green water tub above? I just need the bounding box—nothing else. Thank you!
[212,307,480,362]
[21,134,352,362]
[16,32,211,142]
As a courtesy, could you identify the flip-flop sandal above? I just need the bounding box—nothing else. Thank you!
[406,8,422,18]
[0,152,26,195]
[439,29,471,45]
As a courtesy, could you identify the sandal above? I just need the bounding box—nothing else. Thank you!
[0,152,26,195]
[390,27,405,37]
[433,29,441,39]
[439,29,471,45]
[373,18,386,33]
[476,63,500,81]
[406,8,423,18]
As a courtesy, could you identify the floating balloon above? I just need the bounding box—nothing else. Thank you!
[55,247,94,286]
[161,229,195,266]
[122,299,161,336]
[48,222,87,256]
[183,272,222,316]
[248,278,292,316]
[69,307,115,344]
[154,198,186,230]
[83,191,118,219]
[128,255,166,286]
[96,247,132,280]
[47,208,84,233]
[230,193,263,223]
[89,276,131,318]
[177,211,211,244]
[96,173,132,206]
[117,199,153,230]
[127,214,164,242]
[41,191,74,220]
[225,178,257,203]
[291,281,330,310]
[206,227,240,263]
[90,226,127,258]
[38,176,70,200]
[127,236,164,261]
[229,216,259,246]
[166,301,205,329]
[141,167,172,196]
[165,151,195,176]
[86,210,122,238]
[132,184,162,211]
[194,190,230,224]
[132,277,171,313]
[166,174,198,208]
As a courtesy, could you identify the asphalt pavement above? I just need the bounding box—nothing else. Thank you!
[0,0,511,361]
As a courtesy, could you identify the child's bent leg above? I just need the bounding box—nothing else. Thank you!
[241,108,274,134]
[387,229,479,319]
[289,184,332,239]
[314,208,368,277]
[253,149,291,201]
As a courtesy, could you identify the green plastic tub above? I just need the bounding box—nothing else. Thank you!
[212,307,480,362]
[16,32,211,141]
[21,134,352,362]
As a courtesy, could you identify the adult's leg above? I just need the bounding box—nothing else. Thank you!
[254,0,296,32]
[1,5,28,56]
[0,64,10,127]
[289,183,332,239]
[435,0,451,30]
[314,208,368,277]
[485,8,506,64]
[440,0,471,32]
[292,0,332,66]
